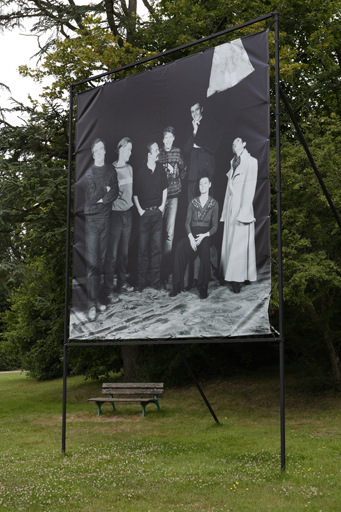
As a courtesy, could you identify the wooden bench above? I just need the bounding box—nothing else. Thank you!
[88,383,164,417]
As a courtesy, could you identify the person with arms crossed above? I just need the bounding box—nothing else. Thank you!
[184,101,221,202]
[84,138,119,321]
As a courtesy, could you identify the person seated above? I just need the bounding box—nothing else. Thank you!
[169,173,218,300]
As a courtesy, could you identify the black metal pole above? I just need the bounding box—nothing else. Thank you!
[67,337,278,346]
[62,84,74,453]
[72,13,274,88]
[178,348,220,424]
[62,343,68,453]
[274,12,285,472]
[279,86,341,233]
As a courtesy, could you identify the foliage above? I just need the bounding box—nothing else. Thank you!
[136,343,279,386]
[0,343,18,370]
[0,98,69,378]
[68,345,123,380]
[270,114,341,386]
[1,260,64,379]
[19,15,156,103]
[1,0,341,383]
[0,0,155,51]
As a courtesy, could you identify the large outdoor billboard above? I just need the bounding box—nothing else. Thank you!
[70,30,271,341]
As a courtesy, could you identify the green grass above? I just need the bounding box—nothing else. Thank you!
[0,369,340,511]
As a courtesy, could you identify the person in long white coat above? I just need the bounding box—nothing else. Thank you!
[220,137,258,293]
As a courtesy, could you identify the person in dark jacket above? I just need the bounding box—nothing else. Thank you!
[84,138,119,321]
[184,102,221,202]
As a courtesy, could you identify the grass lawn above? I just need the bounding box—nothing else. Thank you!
[0,367,340,511]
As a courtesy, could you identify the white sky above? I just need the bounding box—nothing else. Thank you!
[0,1,149,125]
[0,25,46,125]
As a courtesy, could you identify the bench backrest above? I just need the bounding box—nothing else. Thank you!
[102,383,164,397]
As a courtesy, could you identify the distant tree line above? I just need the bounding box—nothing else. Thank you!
[0,0,340,388]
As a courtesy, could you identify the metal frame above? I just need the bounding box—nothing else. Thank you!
[62,12,285,468]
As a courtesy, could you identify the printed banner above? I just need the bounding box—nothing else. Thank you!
[70,31,271,340]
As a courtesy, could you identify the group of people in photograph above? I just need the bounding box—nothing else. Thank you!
[83,101,258,322]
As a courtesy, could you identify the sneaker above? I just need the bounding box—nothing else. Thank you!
[88,306,96,322]
[118,282,134,293]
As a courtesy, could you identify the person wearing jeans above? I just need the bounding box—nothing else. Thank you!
[158,126,186,285]
[133,142,168,291]
[84,138,119,321]
[104,137,134,301]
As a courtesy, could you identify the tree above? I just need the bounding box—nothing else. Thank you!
[1,0,341,384]
[275,114,341,386]
[0,0,156,49]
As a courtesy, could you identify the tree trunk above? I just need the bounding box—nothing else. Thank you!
[307,303,341,388]
[122,345,141,382]
[323,329,341,388]
[129,0,137,13]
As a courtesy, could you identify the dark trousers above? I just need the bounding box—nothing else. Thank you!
[172,231,211,290]
[138,209,163,288]
[188,181,198,203]
[104,209,132,292]
[187,148,215,202]
[85,212,110,309]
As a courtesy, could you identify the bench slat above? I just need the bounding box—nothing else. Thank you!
[88,398,160,403]
[102,383,163,389]
[102,389,163,396]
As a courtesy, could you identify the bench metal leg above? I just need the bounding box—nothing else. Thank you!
[95,401,102,417]
[139,400,160,418]
[140,402,147,418]
[95,401,116,416]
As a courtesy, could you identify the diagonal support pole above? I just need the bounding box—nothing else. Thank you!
[178,347,220,424]
[280,85,341,233]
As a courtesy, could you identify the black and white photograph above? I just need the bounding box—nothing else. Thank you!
[70,30,271,340]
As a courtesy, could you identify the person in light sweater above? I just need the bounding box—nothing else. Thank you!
[104,137,135,301]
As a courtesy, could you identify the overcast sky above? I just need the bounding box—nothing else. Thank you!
[0,24,47,125]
